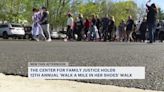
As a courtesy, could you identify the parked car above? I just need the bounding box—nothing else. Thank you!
[51,31,67,39]
[0,23,25,39]
[24,25,32,39]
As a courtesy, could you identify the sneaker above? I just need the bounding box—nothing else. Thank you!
[46,39,52,42]
[33,38,39,42]
[64,38,68,42]
[36,39,40,42]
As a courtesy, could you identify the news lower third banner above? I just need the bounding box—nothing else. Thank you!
[28,62,145,80]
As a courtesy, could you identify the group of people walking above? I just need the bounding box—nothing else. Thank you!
[32,7,52,42]
[66,13,118,42]
[66,0,159,43]
[31,1,159,44]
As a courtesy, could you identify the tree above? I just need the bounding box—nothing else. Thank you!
[47,0,71,28]
[0,0,141,28]
[78,1,101,17]
[158,8,164,21]
[98,0,138,26]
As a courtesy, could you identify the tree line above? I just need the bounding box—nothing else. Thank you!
[0,0,163,28]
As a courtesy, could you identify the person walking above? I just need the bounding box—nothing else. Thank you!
[66,13,74,41]
[76,14,84,41]
[154,19,160,42]
[102,15,110,41]
[39,7,52,42]
[84,17,91,40]
[118,20,126,42]
[32,8,46,41]
[126,16,135,42]
[91,15,99,41]
[73,17,78,40]
[139,17,147,42]
[96,15,101,40]
[108,16,116,41]
[146,0,158,43]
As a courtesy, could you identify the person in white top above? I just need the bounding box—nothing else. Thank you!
[66,13,74,40]
[67,16,74,29]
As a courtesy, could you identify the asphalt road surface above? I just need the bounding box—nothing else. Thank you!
[0,40,164,91]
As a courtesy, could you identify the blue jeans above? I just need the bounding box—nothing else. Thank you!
[148,23,156,42]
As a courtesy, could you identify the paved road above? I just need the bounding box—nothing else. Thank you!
[0,41,164,91]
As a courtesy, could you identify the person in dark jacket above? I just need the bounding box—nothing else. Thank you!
[108,16,115,41]
[146,0,158,43]
[96,15,101,39]
[76,14,84,41]
[126,15,135,42]
[102,15,110,41]
[91,15,97,26]
[89,15,99,41]
[118,20,126,42]
[40,7,52,42]
[139,17,147,42]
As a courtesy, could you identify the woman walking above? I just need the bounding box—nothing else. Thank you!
[146,0,158,43]
[32,8,46,41]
